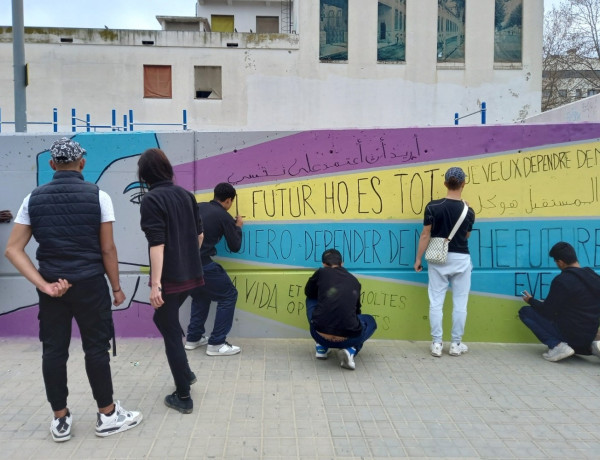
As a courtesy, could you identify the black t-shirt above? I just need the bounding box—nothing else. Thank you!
[423,198,475,254]
[304,266,362,337]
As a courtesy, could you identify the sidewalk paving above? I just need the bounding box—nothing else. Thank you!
[2,337,600,459]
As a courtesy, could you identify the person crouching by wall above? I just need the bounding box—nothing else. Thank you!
[304,249,377,370]
[138,148,204,414]
[519,241,600,362]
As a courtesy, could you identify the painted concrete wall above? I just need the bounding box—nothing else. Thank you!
[2,123,600,343]
[526,94,600,124]
[0,0,542,133]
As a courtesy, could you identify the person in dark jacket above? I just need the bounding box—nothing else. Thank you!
[138,148,204,414]
[5,137,142,442]
[304,249,377,370]
[185,182,243,356]
[519,241,600,362]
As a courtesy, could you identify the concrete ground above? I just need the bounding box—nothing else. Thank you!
[2,337,600,459]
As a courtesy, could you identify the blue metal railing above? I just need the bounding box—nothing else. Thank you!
[70,108,188,132]
[0,108,58,133]
[0,108,188,133]
[454,101,486,125]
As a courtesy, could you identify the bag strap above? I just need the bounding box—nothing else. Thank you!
[448,202,469,241]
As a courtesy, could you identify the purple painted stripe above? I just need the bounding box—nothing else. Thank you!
[173,124,600,190]
[0,302,160,338]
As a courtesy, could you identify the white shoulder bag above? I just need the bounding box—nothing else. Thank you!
[424,202,468,265]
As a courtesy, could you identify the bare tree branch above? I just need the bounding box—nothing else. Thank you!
[543,0,600,111]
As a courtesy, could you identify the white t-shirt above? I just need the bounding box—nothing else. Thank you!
[15,190,115,225]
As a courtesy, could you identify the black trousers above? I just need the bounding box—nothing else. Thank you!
[153,290,195,397]
[38,275,114,411]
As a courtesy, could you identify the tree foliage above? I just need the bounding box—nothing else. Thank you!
[543,0,600,111]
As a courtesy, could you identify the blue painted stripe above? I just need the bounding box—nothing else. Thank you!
[217,220,600,299]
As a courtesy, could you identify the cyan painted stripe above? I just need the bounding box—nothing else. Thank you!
[216,219,600,299]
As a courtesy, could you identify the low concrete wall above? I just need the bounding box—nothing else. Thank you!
[526,94,600,124]
[1,124,599,342]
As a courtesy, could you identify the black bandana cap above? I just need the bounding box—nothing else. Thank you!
[50,137,86,164]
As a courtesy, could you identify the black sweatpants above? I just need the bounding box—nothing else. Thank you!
[38,275,114,411]
[153,290,195,398]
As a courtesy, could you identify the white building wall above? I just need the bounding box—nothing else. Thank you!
[0,0,542,133]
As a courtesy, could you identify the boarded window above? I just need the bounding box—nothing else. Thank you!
[256,16,279,33]
[143,65,172,99]
[212,15,234,33]
[195,66,222,99]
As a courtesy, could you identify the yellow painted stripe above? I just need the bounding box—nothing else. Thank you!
[196,141,600,221]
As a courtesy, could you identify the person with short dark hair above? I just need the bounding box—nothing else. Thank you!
[5,137,142,442]
[138,148,204,413]
[304,249,377,370]
[519,241,600,362]
[185,182,243,356]
[414,167,475,357]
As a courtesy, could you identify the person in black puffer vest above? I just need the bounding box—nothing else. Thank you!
[5,137,142,442]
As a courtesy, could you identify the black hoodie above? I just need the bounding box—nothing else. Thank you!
[530,266,600,352]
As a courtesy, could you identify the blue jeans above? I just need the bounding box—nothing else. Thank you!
[518,305,564,349]
[306,298,377,353]
[188,262,238,346]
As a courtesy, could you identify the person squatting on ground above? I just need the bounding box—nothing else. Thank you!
[138,148,205,414]
[519,241,600,362]
[185,182,243,356]
[414,167,476,358]
[304,249,377,370]
[4,137,142,442]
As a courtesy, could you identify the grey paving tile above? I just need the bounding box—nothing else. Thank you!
[4,337,600,459]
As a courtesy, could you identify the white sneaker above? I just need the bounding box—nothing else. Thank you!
[315,344,331,360]
[50,410,72,442]
[591,341,600,358]
[337,347,356,370]
[185,336,208,350]
[543,342,575,362]
[449,342,468,356]
[95,401,143,437]
[430,342,443,357]
[206,342,241,356]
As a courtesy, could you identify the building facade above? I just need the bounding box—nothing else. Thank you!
[0,0,543,132]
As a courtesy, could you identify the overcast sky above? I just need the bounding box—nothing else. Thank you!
[0,0,197,30]
[0,0,566,30]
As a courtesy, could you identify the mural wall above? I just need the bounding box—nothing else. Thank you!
[1,124,599,342]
